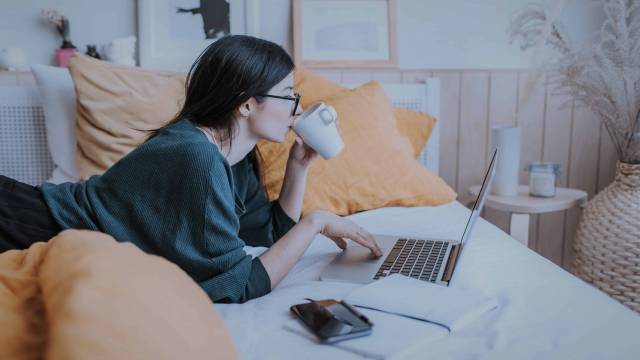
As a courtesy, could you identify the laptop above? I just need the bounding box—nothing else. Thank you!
[319,148,498,286]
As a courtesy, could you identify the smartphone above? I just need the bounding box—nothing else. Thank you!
[290,299,373,344]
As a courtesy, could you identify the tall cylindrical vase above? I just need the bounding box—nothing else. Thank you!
[491,126,521,196]
[573,161,640,313]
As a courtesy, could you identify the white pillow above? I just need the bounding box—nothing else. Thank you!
[31,65,79,183]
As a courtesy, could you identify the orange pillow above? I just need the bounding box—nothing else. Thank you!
[68,54,186,179]
[256,81,456,216]
[0,230,237,360]
[293,67,436,158]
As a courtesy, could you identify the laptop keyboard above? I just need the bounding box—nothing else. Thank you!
[374,238,449,283]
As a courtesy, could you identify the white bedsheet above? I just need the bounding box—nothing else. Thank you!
[216,202,640,359]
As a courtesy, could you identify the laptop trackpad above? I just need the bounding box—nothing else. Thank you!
[334,246,382,264]
[321,246,385,284]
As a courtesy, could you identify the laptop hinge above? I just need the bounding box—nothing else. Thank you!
[441,244,462,283]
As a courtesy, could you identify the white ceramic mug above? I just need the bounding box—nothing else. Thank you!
[291,102,344,159]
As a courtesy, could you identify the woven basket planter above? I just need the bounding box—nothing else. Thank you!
[573,161,640,313]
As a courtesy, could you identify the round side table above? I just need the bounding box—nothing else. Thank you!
[467,185,588,247]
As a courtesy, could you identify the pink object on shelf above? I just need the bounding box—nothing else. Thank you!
[55,48,76,67]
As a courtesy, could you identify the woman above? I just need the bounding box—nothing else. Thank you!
[0,35,381,303]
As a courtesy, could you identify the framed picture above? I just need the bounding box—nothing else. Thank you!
[138,0,260,72]
[293,0,397,68]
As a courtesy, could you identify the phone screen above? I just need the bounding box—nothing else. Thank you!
[291,300,372,342]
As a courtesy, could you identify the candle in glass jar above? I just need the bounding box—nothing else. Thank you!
[525,162,560,197]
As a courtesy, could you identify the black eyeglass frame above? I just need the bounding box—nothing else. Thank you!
[257,92,301,116]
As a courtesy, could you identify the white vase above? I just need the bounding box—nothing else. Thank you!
[490,126,521,196]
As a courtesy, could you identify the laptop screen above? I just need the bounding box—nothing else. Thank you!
[459,148,498,245]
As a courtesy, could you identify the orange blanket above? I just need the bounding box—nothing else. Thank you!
[0,230,237,359]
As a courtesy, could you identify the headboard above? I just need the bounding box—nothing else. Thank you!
[0,86,54,185]
[342,79,441,175]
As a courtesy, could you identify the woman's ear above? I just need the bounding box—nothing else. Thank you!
[238,98,256,118]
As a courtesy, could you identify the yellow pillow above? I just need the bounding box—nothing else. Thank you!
[294,67,436,158]
[68,54,186,179]
[0,230,237,360]
[256,81,456,216]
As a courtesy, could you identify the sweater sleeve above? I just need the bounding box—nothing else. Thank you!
[196,154,272,303]
[237,160,297,248]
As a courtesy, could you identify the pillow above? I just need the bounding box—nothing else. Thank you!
[393,107,437,158]
[256,81,456,216]
[0,230,238,360]
[293,67,436,158]
[31,65,79,183]
[67,54,186,179]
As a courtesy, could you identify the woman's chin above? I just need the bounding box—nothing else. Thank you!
[260,135,286,144]
[260,129,290,143]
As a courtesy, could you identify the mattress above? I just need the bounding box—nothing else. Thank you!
[216,201,640,359]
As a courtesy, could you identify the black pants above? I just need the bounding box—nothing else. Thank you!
[0,175,62,252]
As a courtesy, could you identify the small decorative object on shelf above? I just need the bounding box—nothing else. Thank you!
[85,45,101,60]
[102,36,136,66]
[525,162,560,198]
[42,8,76,67]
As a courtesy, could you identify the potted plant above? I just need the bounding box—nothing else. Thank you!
[509,0,640,313]
[42,9,77,67]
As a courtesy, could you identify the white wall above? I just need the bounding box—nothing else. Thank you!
[395,0,602,69]
[0,0,136,67]
[0,0,602,69]
[261,0,602,69]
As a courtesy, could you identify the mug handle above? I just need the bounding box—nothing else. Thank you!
[319,108,336,125]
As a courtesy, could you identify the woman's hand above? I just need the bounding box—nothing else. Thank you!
[260,210,382,290]
[286,135,319,171]
[305,210,383,257]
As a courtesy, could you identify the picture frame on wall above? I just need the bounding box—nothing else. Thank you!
[293,0,397,68]
[138,0,260,72]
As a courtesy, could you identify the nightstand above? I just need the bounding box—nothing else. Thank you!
[467,185,588,247]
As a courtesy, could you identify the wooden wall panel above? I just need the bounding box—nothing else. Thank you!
[0,71,18,85]
[537,87,573,265]
[516,71,546,249]
[597,123,618,193]
[341,70,373,86]
[484,71,519,232]
[312,69,343,83]
[372,70,403,83]
[430,71,461,190]
[563,104,601,269]
[457,71,490,204]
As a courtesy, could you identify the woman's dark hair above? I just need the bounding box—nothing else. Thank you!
[151,34,295,187]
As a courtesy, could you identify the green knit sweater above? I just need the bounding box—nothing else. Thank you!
[39,119,297,303]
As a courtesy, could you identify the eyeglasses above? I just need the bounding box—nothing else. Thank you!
[257,92,300,116]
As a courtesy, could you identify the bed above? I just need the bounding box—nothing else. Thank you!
[218,203,640,359]
[1,76,639,359]
[214,81,640,359]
